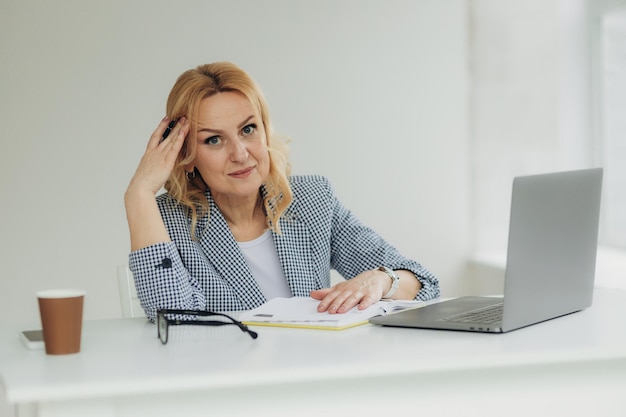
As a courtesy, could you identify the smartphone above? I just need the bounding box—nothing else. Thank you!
[20,329,44,350]
[161,119,177,142]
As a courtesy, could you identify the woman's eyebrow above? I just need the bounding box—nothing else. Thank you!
[237,115,255,129]
[197,115,256,134]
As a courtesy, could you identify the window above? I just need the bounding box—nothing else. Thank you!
[596,7,626,248]
[469,0,626,291]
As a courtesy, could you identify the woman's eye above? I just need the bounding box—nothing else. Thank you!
[204,136,221,145]
[242,124,257,136]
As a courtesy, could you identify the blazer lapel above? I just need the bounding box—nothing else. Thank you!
[197,188,323,304]
[273,212,323,297]
[197,195,266,309]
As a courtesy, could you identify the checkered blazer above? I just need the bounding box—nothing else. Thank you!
[129,175,439,320]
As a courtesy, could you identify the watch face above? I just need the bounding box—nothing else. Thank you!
[379,266,399,281]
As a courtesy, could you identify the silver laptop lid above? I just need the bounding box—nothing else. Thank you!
[501,168,603,331]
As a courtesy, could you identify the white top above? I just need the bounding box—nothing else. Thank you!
[238,229,292,299]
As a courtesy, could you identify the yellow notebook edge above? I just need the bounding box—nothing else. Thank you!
[242,319,370,331]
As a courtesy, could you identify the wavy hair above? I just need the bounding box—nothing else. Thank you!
[163,62,292,238]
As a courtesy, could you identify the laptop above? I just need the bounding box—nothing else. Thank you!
[370,168,603,333]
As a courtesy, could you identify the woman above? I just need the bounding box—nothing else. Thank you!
[125,62,439,321]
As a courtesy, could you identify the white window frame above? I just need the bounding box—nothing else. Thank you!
[590,0,626,249]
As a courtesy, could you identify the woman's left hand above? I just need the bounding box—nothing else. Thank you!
[310,269,390,314]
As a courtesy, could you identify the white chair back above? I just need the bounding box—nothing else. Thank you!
[117,265,144,318]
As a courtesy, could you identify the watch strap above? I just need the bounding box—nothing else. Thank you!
[378,266,400,299]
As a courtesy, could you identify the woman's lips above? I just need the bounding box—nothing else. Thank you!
[229,166,255,178]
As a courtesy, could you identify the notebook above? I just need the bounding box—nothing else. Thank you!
[370,168,603,333]
[240,297,423,330]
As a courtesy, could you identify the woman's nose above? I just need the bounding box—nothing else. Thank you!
[230,139,249,162]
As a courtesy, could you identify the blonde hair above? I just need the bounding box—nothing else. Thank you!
[164,62,292,238]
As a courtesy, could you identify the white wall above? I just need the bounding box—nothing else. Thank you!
[0,0,470,328]
[470,0,592,257]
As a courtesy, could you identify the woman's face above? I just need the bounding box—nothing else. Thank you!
[189,91,270,202]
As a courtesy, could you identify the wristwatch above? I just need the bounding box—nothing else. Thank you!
[378,266,400,299]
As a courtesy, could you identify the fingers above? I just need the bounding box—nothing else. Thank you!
[313,269,389,314]
[148,116,188,150]
[147,117,172,149]
[310,288,331,300]
[313,285,376,314]
[160,119,177,143]
[162,118,188,159]
[129,117,189,196]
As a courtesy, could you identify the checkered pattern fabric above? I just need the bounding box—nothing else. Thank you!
[129,175,439,320]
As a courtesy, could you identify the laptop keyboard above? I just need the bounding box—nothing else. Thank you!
[440,303,504,324]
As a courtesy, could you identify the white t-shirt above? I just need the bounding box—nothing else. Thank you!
[237,229,292,299]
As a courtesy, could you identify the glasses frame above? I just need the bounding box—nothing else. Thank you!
[156,309,258,344]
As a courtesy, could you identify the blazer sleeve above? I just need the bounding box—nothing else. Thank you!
[128,192,212,321]
[128,191,265,321]
[128,240,207,321]
[318,177,440,301]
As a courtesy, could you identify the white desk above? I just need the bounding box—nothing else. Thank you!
[2,288,626,417]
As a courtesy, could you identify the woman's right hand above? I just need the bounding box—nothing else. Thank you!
[124,117,189,251]
[127,116,189,197]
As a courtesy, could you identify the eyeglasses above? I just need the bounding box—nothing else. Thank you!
[156,309,258,344]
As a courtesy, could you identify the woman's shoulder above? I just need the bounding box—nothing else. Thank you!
[155,192,188,217]
[289,174,332,191]
[287,174,336,210]
[155,191,178,206]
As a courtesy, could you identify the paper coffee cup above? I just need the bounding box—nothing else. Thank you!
[37,289,86,355]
